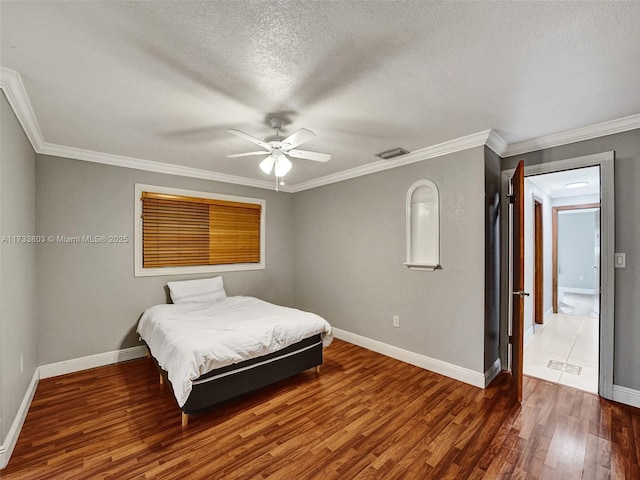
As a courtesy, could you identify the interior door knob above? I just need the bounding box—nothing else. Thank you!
[513,290,530,297]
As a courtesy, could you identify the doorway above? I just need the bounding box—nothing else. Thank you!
[500,151,615,400]
[522,173,601,394]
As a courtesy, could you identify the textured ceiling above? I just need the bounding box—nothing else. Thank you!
[1,1,639,188]
[528,166,600,199]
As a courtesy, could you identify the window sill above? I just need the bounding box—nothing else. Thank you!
[134,262,265,278]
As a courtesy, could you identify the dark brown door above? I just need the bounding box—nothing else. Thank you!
[534,200,544,324]
[511,161,526,402]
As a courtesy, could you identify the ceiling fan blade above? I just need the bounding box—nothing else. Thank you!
[227,151,271,158]
[227,129,270,149]
[287,149,331,162]
[281,128,316,150]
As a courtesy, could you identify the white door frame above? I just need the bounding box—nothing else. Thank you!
[500,151,615,399]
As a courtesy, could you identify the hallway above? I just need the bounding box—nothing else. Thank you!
[524,293,599,393]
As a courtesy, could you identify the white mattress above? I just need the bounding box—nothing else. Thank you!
[137,296,333,407]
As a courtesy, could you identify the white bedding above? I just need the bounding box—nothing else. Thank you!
[137,296,333,407]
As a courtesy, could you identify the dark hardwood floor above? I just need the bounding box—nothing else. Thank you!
[3,339,639,479]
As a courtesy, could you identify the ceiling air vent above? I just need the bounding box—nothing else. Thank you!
[376,147,409,160]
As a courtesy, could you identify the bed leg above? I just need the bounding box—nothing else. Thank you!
[145,348,151,358]
[181,412,189,427]
[315,365,321,377]
[159,373,164,385]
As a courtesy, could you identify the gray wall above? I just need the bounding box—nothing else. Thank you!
[0,93,37,442]
[293,147,487,373]
[36,155,294,365]
[484,147,501,371]
[503,128,640,390]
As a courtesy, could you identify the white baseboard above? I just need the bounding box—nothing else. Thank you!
[0,369,39,469]
[484,358,502,387]
[544,307,554,321]
[332,328,486,389]
[39,345,148,379]
[612,384,640,409]
[524,325,534,348]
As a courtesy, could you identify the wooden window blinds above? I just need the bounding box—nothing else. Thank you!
[141,192,262,268]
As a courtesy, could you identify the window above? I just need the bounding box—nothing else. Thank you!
[135,184,265,277]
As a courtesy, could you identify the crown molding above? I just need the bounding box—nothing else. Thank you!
[485,129,509,156]
[0,68,288,192]
[37,142,287,191]
[0,67,45,150]
[289,130,493,192]
[2,66,639,192]
[504,113,640,157]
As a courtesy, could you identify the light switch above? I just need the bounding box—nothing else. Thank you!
[614,253,626,268]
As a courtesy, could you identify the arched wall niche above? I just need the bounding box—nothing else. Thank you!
[405,179,440,271]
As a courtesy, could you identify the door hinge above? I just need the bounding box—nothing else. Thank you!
[507,194,515,204]
[508,335,513,344]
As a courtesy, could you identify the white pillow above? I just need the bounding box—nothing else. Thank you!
[168,276,226,304]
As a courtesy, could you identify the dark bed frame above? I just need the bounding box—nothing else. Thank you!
[147,333,324,426]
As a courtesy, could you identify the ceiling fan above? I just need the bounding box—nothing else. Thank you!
[227,117,331,183]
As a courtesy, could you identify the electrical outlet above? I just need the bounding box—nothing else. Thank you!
[20,354,24,373]
[393,315,400,328]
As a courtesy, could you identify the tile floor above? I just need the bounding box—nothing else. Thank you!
[524,293,599,394]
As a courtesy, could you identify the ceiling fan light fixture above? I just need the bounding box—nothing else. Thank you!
[274,155,292,177]
[259,156,275,175]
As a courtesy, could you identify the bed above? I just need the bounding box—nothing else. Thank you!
[137,277,333,426]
